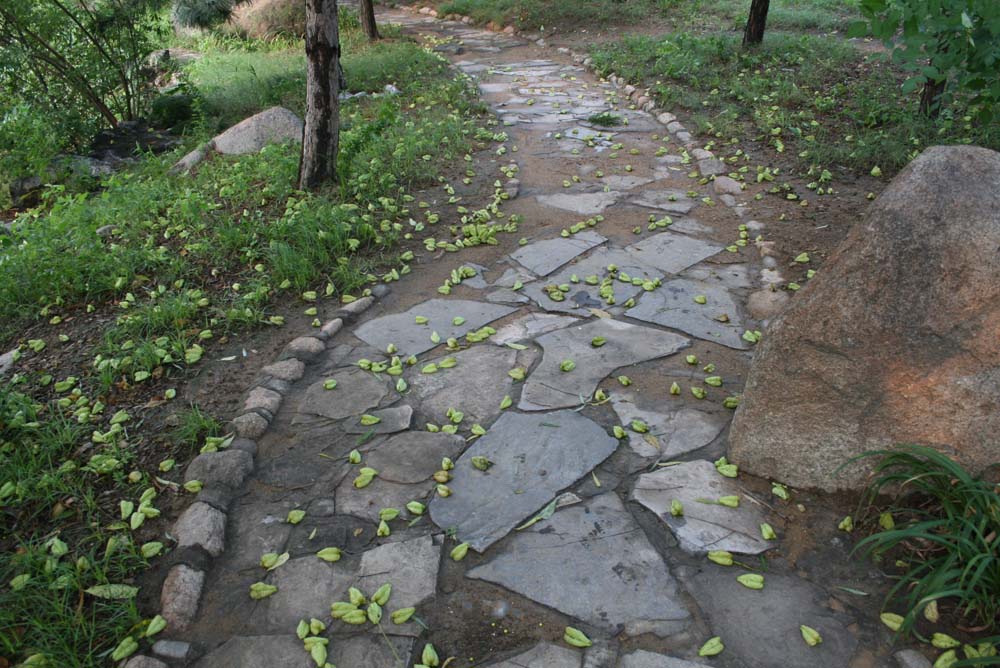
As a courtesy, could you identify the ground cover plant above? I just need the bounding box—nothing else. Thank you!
[0,11,512,665]
[853,446,1000,667]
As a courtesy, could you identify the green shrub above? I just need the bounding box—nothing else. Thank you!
[0,104,65,195]
[853,445,1000,659]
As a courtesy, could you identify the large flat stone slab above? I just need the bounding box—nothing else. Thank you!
[336,432,465,523]
[630,191,697,215]
[510,230,606,277]
[686,570,859,668]
[266,535,439,634]
[625,279,747,350]
[192,635,310,668]
[519,319,689,411]
[353,299,517,356]
[407,346,517,426]
[492,313,579,346]
[537,191,621,215]
[619,650,707,668]
[610,393,726,459]
[467,494,691,636]
[492,643,582,668]
[624,232,724,276]
[631,460,771,555]
[296,367,390,421]
[521,247,665,316]
[328,634,413,668]
[429,410,618,551]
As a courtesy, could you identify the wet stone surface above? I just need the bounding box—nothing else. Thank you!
[625,278,748,350]
[467,493,691,637]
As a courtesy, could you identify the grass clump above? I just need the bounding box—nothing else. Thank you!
[589,32,1000,176]
[853,445,999,663]
[587,111,623,127]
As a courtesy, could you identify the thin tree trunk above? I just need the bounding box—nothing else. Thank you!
[360,0,380,41]
[743,0,770,46]
[299,0,341,190]
[919,78,946,118]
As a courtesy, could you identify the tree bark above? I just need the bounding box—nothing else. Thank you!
[742,0,770,46]
[360,0,380,41]
[919,77,946,118]
[299,0,341,190]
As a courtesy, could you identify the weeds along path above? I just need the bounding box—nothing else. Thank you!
[148,9,889,668]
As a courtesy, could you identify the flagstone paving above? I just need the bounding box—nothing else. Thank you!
[156,8,895,668]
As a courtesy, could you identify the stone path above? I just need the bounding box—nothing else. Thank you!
[144,9,893,668]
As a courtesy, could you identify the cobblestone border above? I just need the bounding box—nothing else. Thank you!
[131,290,386,667]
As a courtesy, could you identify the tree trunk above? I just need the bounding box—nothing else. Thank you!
[919,77,946,118]
[299,0,341,190]
[360,0,380,41]
[742,0,770,46]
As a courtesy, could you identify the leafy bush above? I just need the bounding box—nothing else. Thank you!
[851,0,1000,120]
[854,445,1000,661]
[0,104,65,190]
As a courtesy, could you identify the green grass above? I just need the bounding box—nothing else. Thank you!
[433,0,858,32]
[852,446,999,665]
[589,32,1000,176]
[0,18,498,666]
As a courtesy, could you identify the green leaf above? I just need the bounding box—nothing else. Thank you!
[85,584,139,599]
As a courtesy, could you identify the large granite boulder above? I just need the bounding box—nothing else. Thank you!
[171,107,302,173]
[729,145,1000,491]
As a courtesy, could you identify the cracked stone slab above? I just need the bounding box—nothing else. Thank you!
[296,367,391,421]
[631,460,771,554]
[521,247,665,317]
[624,232,724,276]
[683,262,753,290]
[686,570,859,668]
[328,634,413,668]
[631,191,697,215]
[625,278,748,349]
[406,345,517,425]
[192,635,311,668]
[492,313,580,346]
[510,230,607,277]
[492,643,582,668]
[336,432,465,523]
[610,393,726,459]
[537,191,621,215]
[429,410,618,551]
[353,299,517,356]
[519,319,688,411]
[618,650,707,668]
[343,405,412,434]
[600,174,656,191]
[467,493,691,636]
[266,535,439,634]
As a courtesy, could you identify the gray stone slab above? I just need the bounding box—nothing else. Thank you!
[600,175,656,190]
[521,247,665,317]
[407,345,517,426]
[631,460,771,555]
[267,535,439,634]
[631,191,697,215]
[353,299,517,356]
[492,643,583,668]
[487,288,530,304]
[223,500,296,570]
[467,493,691,637]
[343,405,413,434]
[328,634,413,668]
[510,230,606,276]
[429,410,618,551]
[537,192,621,215]
[618,650,707,668]
[492,313,580,346]
[664,218,714,237]
[683,262,753,290]
[519,319,689,411]
[192,635,311,668]
[624,232,724,276]
[296,367,391,421]
[626,279,747,350]
[686,569,859,668]
[610,394,726,459]
[337,432,465,523]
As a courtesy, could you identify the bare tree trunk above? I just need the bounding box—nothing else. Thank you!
[742,0,770,46]
[299,0,341,190]
[360,0,380,41]
[919,77,946,118]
